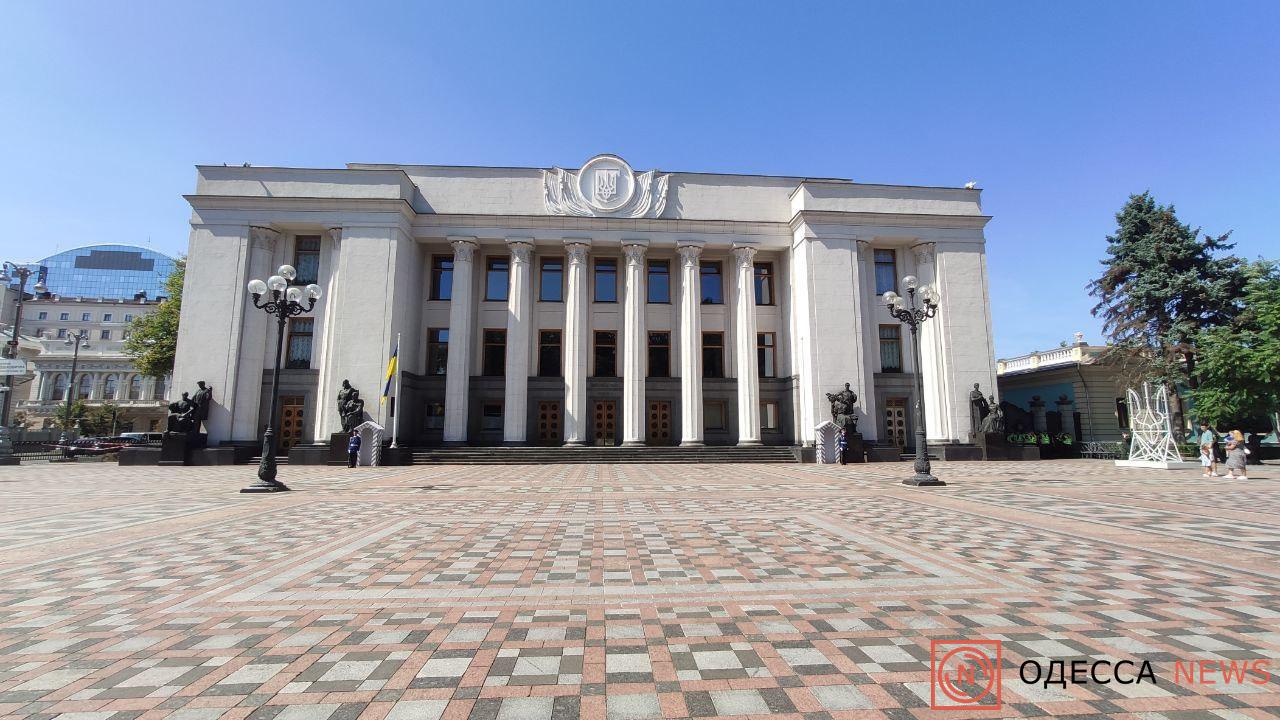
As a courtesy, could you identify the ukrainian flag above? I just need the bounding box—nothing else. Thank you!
[380,340,398,405]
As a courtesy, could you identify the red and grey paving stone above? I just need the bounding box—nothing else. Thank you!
[0,460,1277,719]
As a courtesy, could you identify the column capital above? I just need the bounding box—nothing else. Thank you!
[622,242,647,266]
[676,243,703,267]
[449,236,478,263]
[249,226,280,248]
[565,242,590,266]
[731,244,758,269]
[506,238,534,264]
[911,242,936,265]
[326,227,343,244]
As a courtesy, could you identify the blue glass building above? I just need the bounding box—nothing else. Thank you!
[14,245,178,300]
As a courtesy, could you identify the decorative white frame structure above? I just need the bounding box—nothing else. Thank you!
[1115,383,1197,469]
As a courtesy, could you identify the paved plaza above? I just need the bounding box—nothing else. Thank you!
[0,460,1277,720]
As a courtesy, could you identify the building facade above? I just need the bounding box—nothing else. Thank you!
[3,244,178,433]
[996,336,1129,443]
[174,155,997,450]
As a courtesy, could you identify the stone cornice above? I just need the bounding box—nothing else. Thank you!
[185,195,415,217]
[790,210,992,232]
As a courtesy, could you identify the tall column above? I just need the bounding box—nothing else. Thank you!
[732,244,761,445]
[621,241,647,447]
[443,237,478,443]
[677,243,704,446]
[562,240,591,446]
[503,239,534,443]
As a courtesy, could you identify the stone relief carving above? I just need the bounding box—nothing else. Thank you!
[565,243,590,265]
[622,243,647,266]
[677,244,703,267]
[543,154,670,218]
[508,242,533,264]
[732,245,757,269]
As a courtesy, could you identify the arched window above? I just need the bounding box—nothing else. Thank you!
[128,374,143,400]
[103,374,119,400]
[76,374,93,400]
[51,373,68,400]
[152,376,167,400]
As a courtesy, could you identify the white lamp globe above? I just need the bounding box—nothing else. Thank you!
[892,296,907,312]
[247,278,268,295]
[922,286,940,306]
[286,286,303,303]
[882,291,900,308]
[305,283,322,300]
[902,275,918,291]
[267,275,287,292]
[278,264,297,281]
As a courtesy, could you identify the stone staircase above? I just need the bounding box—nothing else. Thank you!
[407,445,801,465]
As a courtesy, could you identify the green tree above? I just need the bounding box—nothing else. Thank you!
[1189,260,1280,430]
[1088,193,1248,427]
[124,258,184,377]
[52,400,87,431]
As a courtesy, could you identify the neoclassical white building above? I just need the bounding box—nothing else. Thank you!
[173,154,997,452]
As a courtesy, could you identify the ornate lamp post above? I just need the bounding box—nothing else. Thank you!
[883,275,945,487]
[241,264,321,494]
[0,263,47,428]
[59,330,91,451]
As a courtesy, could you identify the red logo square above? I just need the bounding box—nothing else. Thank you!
[931,639,1002,710]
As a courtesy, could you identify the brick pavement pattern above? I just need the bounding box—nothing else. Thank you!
[0,460,1277,719]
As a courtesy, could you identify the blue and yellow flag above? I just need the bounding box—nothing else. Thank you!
[380,340,399,404]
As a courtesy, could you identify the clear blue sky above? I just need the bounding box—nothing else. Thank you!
[1,1,1276,357]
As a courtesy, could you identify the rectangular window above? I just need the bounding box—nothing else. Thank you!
[539,330,562,377]
[425,402,445,429]
[56,328,67,339]
[753,262,775,305]
[294,236,321,285]
[102,313,112,322]
[702,332,725,378]
[286,318,314,369]
[426,328,449,375]
[757,332,776,378]
[761,401,780,431]
[100,329,111,340]
[540,259,563,302]
[647,260,670,303]
[482,329,506,376]
[429,256,454,301]
[700,262,723,304]
[124,314,134,322]
[1116,398,1129,428]
[594,331,617,377]
[37,311,47,320]
[81,312,91,321]
[594,258,617,302]
[59,312,69,321]
[648,332,671,377]
[879,324,902,372]
[874,249,897,295]
[705,401,726,431]
[485,258,509,301]
[481,402,503,431]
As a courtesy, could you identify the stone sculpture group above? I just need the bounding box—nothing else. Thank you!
[166,380,212,434]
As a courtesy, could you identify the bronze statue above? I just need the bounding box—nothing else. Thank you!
[166,381,214,435]
[978,394,1005,434]
[190,381,212,430]
[969,383,990,438]
[338,380,366,432]
[825,382,859,433]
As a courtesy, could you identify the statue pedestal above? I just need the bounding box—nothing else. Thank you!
[159,432,207,466]
[328,432,351,465]
[976,432,1039,461]
[842,433,865,463]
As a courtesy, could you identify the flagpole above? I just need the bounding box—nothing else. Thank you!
[391,332,401,449]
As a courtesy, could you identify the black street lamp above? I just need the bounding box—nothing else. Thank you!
[883,275,945,487]
[1,262,47,429]
[59,329,92,452]
[241,264,321,494]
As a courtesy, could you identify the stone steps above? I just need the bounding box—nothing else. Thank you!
[405,445,800,465]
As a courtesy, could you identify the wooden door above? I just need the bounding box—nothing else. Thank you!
[279,396,306,452]
[592,400,616,446]
[537,400,562,445]
[884,398,907,450]
[648,400,673,446]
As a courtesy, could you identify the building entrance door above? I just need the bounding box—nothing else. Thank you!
[536,400,561,445]
[278,396,306,452]
[884,398,908,450]
[592,400,616,446]
[648,400,673,445]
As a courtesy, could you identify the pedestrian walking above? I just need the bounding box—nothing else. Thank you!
[1198,421,1220,477]
[1223,430,1249,480]
[347,429,362,468]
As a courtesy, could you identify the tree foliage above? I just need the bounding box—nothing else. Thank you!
[1088,192,1248,389]
[124,259,184,378]
[1189,260,1280,430]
